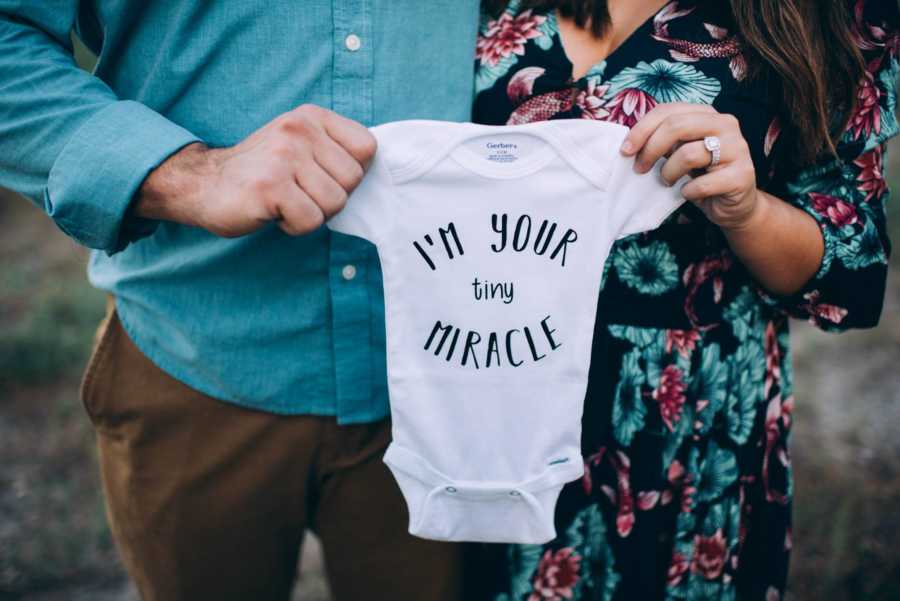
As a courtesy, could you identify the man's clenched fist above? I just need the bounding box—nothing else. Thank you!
[135,104,377,237]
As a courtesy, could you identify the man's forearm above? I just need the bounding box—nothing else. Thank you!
[133,142,213,226]
[130,104,376,239]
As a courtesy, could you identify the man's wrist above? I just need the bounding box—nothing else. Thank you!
[133,142,213,227]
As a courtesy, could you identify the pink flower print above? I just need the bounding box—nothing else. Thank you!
[477,10,547,67]
[528,548,581,601]
[800,290,849,327]
[855,145,887,202]
[762,394,791,505]
[665,329,701,359]
[691,529,728,580]
[507,89,576,125]
[764,117,781,157]
[809,192,859,227]
[611,451,635,537]
[763,321,782,398]
[852,0,899,59]
[605,88,657,128]
[661,459,696,512]
[507,66,547,105]
[667,552,690,587]
[681,483,697,513]
[637,490,661,511]
[661,459,684,506]
[682,251,733,331]
[574,79,611,120]
[654,365,687,431]
[581,447,607,495]
[846,62,883,141]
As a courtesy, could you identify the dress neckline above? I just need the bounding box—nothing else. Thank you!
[548,1,671,82]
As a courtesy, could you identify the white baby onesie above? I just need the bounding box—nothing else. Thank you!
[327,119,685,544]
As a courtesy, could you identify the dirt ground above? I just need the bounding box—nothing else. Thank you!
[2,144,900,600]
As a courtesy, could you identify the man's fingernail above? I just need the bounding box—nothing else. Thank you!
[620,140,634,154]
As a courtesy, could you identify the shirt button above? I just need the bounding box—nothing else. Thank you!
[344,34,362,52]
[341,264,357,281]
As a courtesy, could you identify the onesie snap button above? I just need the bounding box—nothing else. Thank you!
[445,486,457,493]
[509,490,521,497]
[341,264,357,280]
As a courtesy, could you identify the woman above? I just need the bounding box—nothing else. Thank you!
[468,0,898,599]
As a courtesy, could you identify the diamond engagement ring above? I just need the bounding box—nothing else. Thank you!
[704,136,722,169]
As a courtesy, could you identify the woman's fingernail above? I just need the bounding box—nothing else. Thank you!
[620,140,634,154]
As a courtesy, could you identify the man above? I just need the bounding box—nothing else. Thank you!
[0,2,480,600]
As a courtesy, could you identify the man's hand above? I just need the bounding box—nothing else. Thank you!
[135,104,377,237]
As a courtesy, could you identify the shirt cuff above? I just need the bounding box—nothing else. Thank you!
[46,100,202,253]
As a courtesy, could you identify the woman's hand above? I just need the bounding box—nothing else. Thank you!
[620,102,763,232]
[619,101,825,297]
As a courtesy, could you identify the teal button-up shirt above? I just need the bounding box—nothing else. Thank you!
[0,2,480,422]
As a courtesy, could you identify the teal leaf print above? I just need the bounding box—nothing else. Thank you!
[876,57,900,147]
[836,218,887,269]
[696,442,738,503]
[565,505,620,601]
[704,502,727,533]
[722,288,761,343]
[608,324,660,348]
[606,60,721,105]
[505,543,543,600]
[724,343,764,444]
[612,349,648,446]
[661,399,693,468]
[688,344,728,435]
[613,240,680,296]
[688,579,724,601]
[582,61,608,81]
[534,9,559,51]
[724,387,755,445]
[719,585,737,601]
[642,334,668,389]
[726,496,742,547]
[476,58,519,94]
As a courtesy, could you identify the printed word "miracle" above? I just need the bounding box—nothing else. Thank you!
[423,316,561,369]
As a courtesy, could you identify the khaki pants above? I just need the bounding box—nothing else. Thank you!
[80,300,462,601]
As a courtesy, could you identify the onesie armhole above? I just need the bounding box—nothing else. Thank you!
[366,151,401,249]
[612,159,687,240]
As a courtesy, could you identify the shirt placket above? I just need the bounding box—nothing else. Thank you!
[329,0,376,421]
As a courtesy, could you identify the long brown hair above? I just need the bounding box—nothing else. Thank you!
[484,0,869,164]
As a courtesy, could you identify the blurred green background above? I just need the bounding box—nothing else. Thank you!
[2,41,900,601]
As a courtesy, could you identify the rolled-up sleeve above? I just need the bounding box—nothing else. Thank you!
[0,5,201,253]
[757,2,899,332]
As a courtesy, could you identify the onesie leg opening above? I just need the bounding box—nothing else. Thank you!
[383,444,577,544]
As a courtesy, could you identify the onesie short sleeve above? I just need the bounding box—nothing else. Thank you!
[611,159,686,239]
[326,140,395,246]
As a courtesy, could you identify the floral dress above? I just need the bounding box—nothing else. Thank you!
[467,1,899,600]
